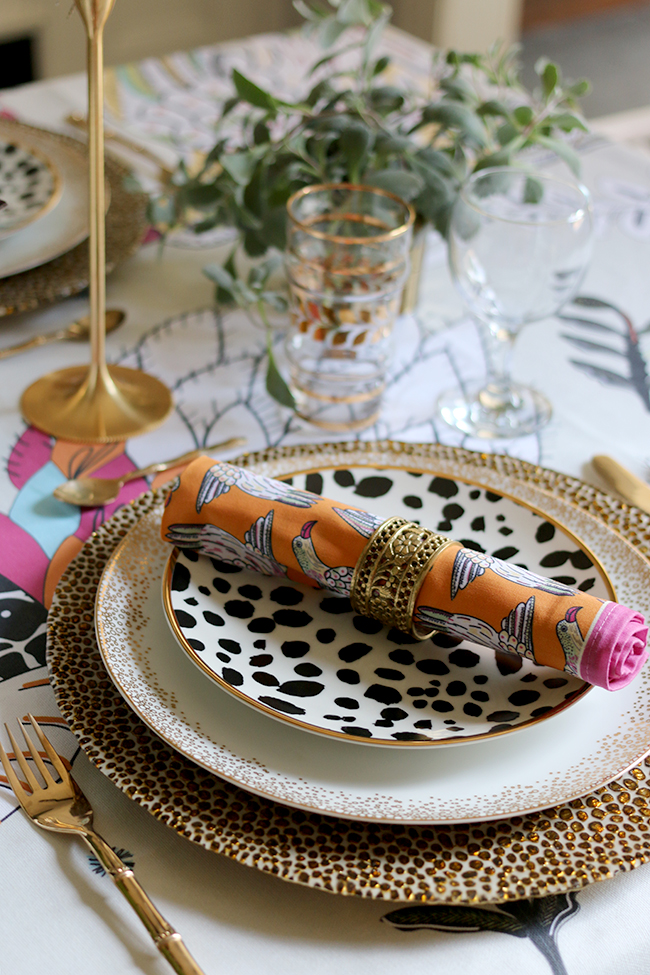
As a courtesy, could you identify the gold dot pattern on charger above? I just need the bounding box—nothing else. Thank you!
[47,442,650,904]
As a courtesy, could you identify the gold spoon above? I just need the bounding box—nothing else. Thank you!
[53,436,246,507]
[0,309,126,360]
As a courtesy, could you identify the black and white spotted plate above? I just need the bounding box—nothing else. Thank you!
[162,466,609,747]
[0,137,61,240]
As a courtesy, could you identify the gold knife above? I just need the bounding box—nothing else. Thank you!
[592,454,650,516]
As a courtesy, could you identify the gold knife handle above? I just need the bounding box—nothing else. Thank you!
[592,454,650,516]
[82,831,206,975]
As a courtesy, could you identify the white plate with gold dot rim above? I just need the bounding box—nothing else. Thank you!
[92,444,650,825]
[0,120,110,279]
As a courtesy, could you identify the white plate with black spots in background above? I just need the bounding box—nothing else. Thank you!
[163,466,609,747]
[0,138,61,240]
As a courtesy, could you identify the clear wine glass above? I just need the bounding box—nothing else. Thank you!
[438,166,593,439]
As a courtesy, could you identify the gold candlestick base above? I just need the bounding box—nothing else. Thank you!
[20,364,173,442]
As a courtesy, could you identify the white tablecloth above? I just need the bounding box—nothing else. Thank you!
[1,28,650,975]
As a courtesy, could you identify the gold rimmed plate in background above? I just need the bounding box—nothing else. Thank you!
[0,121,146,317]
[0,135,62,241]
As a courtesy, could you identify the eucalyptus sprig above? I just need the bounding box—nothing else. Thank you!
[150,0,590,409]
[203,253,296,408]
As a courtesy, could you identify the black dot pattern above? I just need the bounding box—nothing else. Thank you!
[168,465,597,744]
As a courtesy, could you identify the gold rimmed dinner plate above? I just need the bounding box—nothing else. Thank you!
[0,135,62,241]
[0,121,147,316]
[48,443,650,902]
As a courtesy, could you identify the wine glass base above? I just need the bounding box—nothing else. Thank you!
[438,380,552,439]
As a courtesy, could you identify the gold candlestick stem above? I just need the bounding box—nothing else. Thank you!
[20,0,173,443]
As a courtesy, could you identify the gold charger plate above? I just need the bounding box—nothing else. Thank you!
[0,121,147,316]
[48,442,650,904]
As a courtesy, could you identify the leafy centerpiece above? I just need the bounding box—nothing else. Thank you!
[151,0,589,408]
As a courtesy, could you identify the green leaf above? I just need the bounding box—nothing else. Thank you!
[476,99,509,117]
[232,69,278,112]
[266,340,296,408]
[243,164,264,216]
[224,247,238,279]
[219,96,239,119]
[375,133,414,155]
[221,151,257,185]
[416,147,457,178]
[421,102,487,147]
[372,54,390,75]
[338,0,373,25]
[203,263,235,290]
[537,59,559,97]
[439,76,475,102]
[548,112,588,133]
[253,121,271,144]
[340,124,374,181]
[496,122,518,146]
[307,79,338,106]
[513,105,534,127]
[523,175,543,203]
[533,134,580,176]
[293,0,325,20]
[446,50,482,68]
[366,168,424,200]
[261,207,288,251]
[362,8,389,66]
[204,262,237,306]
[204,139,228,166]
[243,228,269,257]
[566,79,590,98]
[232,279,258,304]
[319,17,348,48]
[183,182,221,208]
[260,290,289,312]
[367,85,405,114]
[472,149,512,171]
[191,216,219,234]
[410,157,453,196]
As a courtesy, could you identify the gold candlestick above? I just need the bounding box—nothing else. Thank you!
[20,0,173,442]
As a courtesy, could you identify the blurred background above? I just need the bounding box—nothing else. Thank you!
[1,0,649,120]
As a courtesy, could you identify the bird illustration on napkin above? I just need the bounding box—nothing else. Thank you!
[451,548,581,599]
[292,520,354,596]
[166,510,288,576]
[416,596,536,660]
[195,463,319,512]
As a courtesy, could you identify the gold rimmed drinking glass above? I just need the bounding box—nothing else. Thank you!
[285,183,414,432]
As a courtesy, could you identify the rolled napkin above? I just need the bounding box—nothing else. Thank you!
[161,458,648,691]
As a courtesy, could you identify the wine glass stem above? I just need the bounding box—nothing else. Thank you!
[479,323,519,411]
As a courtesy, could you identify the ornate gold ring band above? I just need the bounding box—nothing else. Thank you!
[350,516,454,640]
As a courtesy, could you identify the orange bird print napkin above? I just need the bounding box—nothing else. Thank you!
[161,459,648,691]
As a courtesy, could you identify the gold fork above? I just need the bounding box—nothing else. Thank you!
[0,715,206,975]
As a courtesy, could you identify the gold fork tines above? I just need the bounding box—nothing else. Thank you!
[0,715,206,975]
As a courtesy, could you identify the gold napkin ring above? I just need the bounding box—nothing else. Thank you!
[350,516,454,640]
